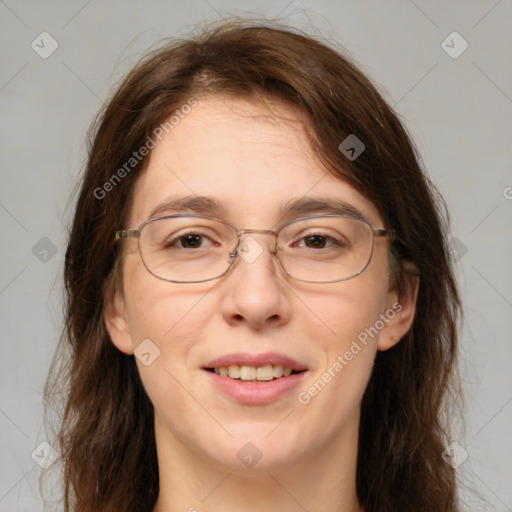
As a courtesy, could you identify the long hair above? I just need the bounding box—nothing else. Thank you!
[43,20,462,511]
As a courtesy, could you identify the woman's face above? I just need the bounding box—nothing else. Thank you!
[107,96,411,472]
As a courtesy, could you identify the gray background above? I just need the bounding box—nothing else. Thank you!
[1,1,511,510]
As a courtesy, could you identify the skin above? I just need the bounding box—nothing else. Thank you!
[105,96,418,512]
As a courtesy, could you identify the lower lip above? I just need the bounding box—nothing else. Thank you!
[203,369,308,405]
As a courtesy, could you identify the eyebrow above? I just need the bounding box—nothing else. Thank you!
[147,194,368,224]
[280,196,366,222]
[148,195,228,219]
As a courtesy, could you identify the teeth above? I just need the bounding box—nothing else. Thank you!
[273,365,283,378]
[228,365,240,379]
[240,365,257,380]
[213,364,297,381]
[256,364,274,381]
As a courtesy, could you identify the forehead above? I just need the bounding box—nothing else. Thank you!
[128,96,383,228]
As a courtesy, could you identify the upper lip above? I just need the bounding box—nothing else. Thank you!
[203,352,308,371]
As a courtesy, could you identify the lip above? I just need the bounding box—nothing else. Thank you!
[203,352,308,371]
[203,369,308,405]
[202,352,309,405]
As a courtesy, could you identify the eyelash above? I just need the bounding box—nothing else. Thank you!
[163,230,344,250]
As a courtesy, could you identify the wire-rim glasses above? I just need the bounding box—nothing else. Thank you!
[115,214,392,284]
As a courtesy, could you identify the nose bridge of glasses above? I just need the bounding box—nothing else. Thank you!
[230,228,279,261]
[237,228,278,246]
[237,228,277,237]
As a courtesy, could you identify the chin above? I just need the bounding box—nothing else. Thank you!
[199,427,305,471]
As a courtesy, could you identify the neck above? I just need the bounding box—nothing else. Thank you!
[152,412,364,512]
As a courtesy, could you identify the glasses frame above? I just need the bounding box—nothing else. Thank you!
[115,213,392,284]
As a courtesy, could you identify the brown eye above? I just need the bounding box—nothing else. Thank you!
[178,234,203,248]
[295,234,341,249]
[164,231,213,249]
[304,235,328,248]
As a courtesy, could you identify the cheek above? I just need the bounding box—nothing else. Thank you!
[297,283,382,392]
[293,289,383,443]
[292,260,389,418]
[121,263,209,400]
[297,269,390,355]
[122,285,215,447]
[123,257,212,345]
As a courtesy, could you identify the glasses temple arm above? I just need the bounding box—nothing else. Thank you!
[115,229,139,241]
[374,228,394,238]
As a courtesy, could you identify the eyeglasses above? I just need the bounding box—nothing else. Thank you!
[115,214,392,284]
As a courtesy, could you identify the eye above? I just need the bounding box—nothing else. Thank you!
[293,233,344,249]
[301,234,330,249]
[164,230,217,249]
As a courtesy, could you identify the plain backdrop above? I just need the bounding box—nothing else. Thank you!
[1,1,511,511]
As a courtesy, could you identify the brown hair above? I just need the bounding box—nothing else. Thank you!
[43,20,462,512]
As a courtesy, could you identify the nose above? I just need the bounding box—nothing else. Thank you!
[219,232,292,330]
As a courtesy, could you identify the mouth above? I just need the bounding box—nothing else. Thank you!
[202,352,308,404]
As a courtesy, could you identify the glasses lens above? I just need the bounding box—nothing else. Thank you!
[139,216,237,282]
[137,215,376,283]
[278,216,374,282]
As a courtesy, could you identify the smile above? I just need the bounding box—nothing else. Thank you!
[206,364,302,381]
[202,352,308,404]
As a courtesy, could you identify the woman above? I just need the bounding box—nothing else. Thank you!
[44,20,462,512]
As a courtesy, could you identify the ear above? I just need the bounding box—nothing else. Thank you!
[104,280,134,356]
[377,272,419,351]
